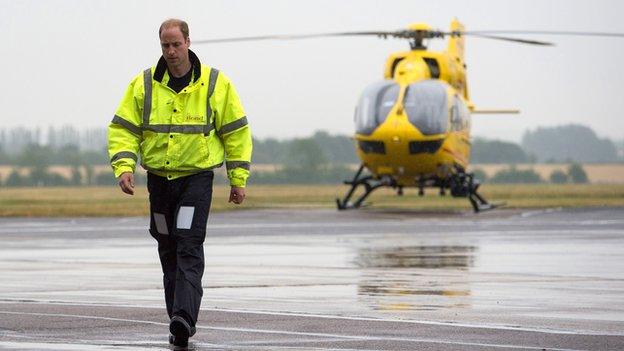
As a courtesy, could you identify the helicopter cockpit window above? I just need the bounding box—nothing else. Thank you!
[422,57,440,79]
[403,80,449,135]
[354,80,400,135]
[450,95,471,131]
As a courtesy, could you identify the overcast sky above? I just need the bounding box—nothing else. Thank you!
[2,0,623,142]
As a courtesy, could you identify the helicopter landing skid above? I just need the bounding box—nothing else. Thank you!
[450,172,502,213]
[468,186,496,212]
[336,167,502,213]
[336,165,390,210]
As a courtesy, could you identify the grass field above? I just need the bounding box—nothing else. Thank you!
[471,164,624,184]
[0,184,623,217]
[2,163,624,184]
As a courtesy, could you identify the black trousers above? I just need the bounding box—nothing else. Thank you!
[147,171,214,327]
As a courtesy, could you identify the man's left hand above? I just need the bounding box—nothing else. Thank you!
[229,186,245,205]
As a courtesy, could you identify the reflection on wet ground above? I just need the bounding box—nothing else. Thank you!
[1,207,624,349]
[355,245,475,311]
[355,245,477,269]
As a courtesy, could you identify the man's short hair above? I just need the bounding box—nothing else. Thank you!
[159,19,190,39]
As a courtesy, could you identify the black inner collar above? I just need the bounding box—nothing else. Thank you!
[167,67,193,93]
[154,49,202,84]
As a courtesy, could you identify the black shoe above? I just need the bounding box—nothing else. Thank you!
[169,315,190,347]
[169,334,188,348]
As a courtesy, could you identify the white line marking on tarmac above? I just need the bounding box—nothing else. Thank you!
[2,299,620,337]
[202,307,597,336]
[0,310,168,326]
[0,311,586,351]
[519,208,562,218]
[1,298,618,336]
[0,341,157,351]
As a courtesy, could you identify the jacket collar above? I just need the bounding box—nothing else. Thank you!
[154,49,201,83]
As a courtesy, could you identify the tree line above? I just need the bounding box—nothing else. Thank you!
[0,124,618,186]
[1,124,620,166]
[472,124,620,164]
[472,163,588,184]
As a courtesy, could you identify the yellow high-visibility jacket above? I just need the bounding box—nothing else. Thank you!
[108,51,252,187]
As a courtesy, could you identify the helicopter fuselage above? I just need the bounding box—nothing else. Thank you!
[353,48,472,187]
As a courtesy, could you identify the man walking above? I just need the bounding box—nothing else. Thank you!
[108,18,252,348]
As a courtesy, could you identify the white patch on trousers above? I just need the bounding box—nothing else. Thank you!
[176,206,195,229]
[153,213,169,235]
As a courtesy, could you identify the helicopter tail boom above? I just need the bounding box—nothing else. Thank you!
[471,109,520,114]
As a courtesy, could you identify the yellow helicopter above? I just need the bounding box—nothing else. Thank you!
[197,20,624,212]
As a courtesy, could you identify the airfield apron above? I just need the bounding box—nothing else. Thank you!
[147,170,214,327]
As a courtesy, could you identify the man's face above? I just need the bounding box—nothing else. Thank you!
[160,26,190,68]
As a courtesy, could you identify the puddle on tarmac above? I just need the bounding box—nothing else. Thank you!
[358,283,471,297]
[371,302,472,311]
[354,245,477,269]
[352,245,476,311]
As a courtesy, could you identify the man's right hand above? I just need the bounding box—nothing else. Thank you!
[118,172,135,195]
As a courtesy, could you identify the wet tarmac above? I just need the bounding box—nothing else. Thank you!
[0,207,623,350]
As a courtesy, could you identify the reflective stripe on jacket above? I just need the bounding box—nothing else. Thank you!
[108,51,252,187]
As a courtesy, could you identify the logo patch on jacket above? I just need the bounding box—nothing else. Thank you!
[185,115,204,122]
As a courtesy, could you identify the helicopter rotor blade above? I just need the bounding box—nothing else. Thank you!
[195,29,624,46]
[465,30,624,38]
[448,32,553,46]
[462,32,555,46]
[193,31,398,44]
[457,30,624,46]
